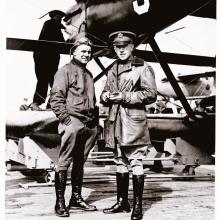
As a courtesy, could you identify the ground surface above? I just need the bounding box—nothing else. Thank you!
[5,165,215,220]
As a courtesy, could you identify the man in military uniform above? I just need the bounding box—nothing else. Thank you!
[100,31,157,220]
[50,34,98,217]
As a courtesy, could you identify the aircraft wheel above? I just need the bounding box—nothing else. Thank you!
[44,171,55,183]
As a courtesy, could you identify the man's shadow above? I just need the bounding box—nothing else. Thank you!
[82,173,173,214]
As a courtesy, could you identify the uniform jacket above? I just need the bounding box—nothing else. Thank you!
[50,59,96,125]
[100,56,157,148]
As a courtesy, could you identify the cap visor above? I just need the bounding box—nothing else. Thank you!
[113,41,131,46]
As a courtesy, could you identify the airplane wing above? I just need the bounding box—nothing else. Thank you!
[6,38,74,54]
[133,50,215,67]
[5,110,215,153]
[177,71,216,82]
[161,71,215,82]
[6,38,109,55]
[4,110,189,141]
[190,0,216,18]
[6,38,215,67]
[6,111,59,140]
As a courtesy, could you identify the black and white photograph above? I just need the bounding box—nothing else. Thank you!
[3,0,218,219]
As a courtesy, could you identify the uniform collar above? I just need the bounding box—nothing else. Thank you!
[114,56,144,74]
[117,56,144,66]
[132,56,144,66]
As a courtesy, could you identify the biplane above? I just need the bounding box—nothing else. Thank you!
[5,0,216,182]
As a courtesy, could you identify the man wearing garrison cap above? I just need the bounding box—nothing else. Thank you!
[101,31,157,220]
[50,34,98,217]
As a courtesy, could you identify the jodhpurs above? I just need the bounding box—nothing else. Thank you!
[57,116,98,171]
[114,144,148,175]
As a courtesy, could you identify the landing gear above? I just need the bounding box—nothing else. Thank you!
[21,169,55,183]
[181,165,198,175]
[172,164,199,181]
[44,170,55,183]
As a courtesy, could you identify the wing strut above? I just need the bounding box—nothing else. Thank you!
[93,57,106,72]
[149,38,197,120]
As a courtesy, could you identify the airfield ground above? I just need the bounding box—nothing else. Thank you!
[5,164,215,220]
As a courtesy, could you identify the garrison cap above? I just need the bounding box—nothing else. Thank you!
[109,31,136,46]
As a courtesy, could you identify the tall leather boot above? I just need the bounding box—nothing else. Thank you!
[131,175,144,220]
[103,172,130,214]
[68,168,97,211]
[54,171,69,217]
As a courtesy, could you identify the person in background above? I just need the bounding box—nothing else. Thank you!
[50,34,98,217]
[29,10,66,110]
[100,31,157,220]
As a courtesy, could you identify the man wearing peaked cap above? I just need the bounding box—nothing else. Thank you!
[101,31,157,220]
[50,34,98,217]
[109,31,136,46]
